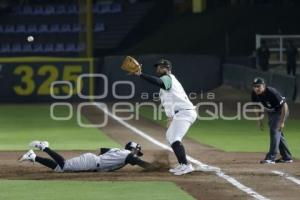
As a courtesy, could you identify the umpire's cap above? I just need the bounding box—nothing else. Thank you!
[252,77,265,86]
[154,58,172,70]
[125,141,143,156]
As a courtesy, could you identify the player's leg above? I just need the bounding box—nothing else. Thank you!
[278,110,292,161]
[167,119,192,165]
[278,133,292,161]
[19,149,58,170]
[29,141,65,168]
[171,140,188,165]
[43,147,65,169]
[264,113,281,163]
[35,156,58,169]
[167,120,194,175]
[167,110,197,175]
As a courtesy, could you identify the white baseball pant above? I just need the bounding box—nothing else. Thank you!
[166,109,197,144]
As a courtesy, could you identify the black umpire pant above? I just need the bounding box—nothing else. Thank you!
[266,111,292,161]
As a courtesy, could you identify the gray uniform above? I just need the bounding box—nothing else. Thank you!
[54,148,131,172]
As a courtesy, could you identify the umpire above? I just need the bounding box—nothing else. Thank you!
[251,77,293,164]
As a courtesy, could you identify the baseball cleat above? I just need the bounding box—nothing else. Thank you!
[260,159,275,164]
[169,164,182,173]
[19,149,36,162]
[29,141,49,151]
[275,158,293,163]
[173,163,194,176]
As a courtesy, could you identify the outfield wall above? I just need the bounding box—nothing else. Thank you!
[223,64,296,102]
[0,57,94,102]
[0,55,222,102]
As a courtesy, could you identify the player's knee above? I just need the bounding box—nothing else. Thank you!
[166,136,181,145]
[166,136,172,145]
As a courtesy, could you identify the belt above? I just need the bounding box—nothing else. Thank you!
[174,109,194,114]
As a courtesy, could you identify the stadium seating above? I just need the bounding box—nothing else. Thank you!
[38,24,49,33]
[44,43,54,52]
[16,25,26,33]
[65,43,76,52]
[33,44,43,52]
[0,23,105,34]
[22,44,33,52]
[12,3,122,15]
[11,43,22,52]
[61,24,72,33]
[0,1,154,56]
[0,42,87,53]
[94,23,105,32]
[27,24,38,33]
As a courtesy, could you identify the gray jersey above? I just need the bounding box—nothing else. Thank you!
[54,148,131,172]
[98,148,131,172]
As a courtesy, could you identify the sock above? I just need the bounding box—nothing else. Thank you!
[35,156,58,170]
[44,147,65,169]
[171,141,188,165]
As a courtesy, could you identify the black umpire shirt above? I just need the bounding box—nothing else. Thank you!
[251,86,286,112]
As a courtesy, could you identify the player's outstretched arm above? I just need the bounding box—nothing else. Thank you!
[125,154,154,170]
[136,72,167,90]
[278,103,288,131]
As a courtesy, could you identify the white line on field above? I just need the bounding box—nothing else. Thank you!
[93,102,270,200]
[272,170,300,186]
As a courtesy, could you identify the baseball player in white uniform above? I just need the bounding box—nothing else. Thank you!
[134,58,197,175]
[19,141,152,172]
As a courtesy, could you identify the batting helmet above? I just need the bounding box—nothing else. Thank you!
[125,141,143,156]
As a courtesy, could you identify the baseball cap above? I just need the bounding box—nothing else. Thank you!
[154,58,172,69]
[252,77,265,85]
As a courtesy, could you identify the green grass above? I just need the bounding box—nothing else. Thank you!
[0,105,119,150]
[139,107,300,158]
[0,180,194,200]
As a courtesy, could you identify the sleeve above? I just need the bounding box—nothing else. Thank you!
[140,73,166,89]
[160,75,172,90]
[268,87,285,108]
[125,154,153,169]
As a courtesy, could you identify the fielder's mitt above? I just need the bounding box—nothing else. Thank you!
[121,56,141,73]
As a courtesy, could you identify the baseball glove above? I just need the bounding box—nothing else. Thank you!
[121,56,141,73]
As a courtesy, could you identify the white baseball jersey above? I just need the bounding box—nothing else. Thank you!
[159,73,197,144]
[54,148,131,172]
[159,74,195,118]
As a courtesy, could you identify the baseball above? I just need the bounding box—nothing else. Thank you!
[27,36,34,42]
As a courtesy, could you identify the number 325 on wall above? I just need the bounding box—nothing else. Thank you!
[13,65,83,96]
